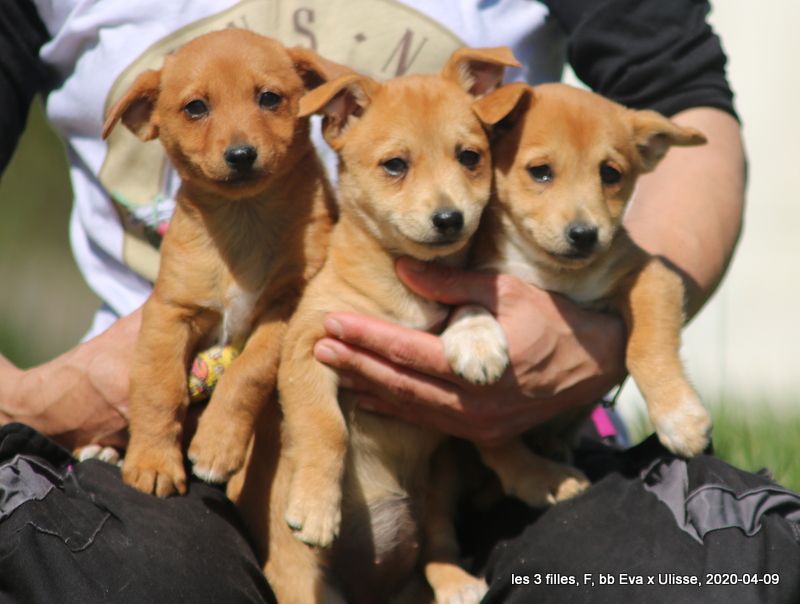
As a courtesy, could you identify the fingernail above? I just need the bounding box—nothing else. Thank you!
[323,316,343,338]
[314,342,338,363]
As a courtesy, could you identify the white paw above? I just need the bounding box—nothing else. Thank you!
[436,577,488,604]
[189,459,230,484]
[285,476,342,548]
[75,444,122,466]
[186,416,249,484]
[518,465,590,507]
[442,305,508,385]
[496,459,589,508]
[186,436,245,484]
[653,394,712,458]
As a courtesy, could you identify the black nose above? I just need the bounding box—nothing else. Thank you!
[224,145,257,171]
[566,222,598,251]
[431,209,464,236]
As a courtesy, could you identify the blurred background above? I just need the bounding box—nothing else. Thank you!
[1,2,798,484]
[0,99,98,368]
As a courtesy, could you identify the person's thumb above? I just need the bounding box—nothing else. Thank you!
[396,256,500,312]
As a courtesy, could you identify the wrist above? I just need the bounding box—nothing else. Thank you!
[554,307,627,409]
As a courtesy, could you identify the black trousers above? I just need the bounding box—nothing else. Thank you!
[0,423,275,603]
[2,423,799,603]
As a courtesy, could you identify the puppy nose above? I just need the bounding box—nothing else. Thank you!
[224,145,257,171]
[566,222,598,251]
[431,209,464,235]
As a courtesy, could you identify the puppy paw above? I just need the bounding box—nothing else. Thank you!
[442,305,508,385]
[187,415,249,484]
[285,472,342,548]
[430,566,488,604]
[74,444,122,466]
[511,462,590,507]
[122,444,186,497]
[549,467,591,503]
[652,392,712,458]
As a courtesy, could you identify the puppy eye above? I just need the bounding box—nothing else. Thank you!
[528,164,553,183]
[457,149,481,169]
[382,157,408,177]
[184,99,209,119]
[259,91,283,110]
[600,163,622,185]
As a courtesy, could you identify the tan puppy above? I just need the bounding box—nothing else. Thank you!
[442,82,711,457]
[102,29,340,496]
[231,48,570,604]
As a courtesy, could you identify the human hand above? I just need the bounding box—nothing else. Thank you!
[0,309,142,449]
[313,257,627,446]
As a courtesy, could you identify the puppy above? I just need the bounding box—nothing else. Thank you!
[442,82,711,457]
[102,29,341,496]
[231,48,561,604]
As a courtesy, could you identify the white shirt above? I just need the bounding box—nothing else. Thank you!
[33,0,565,338]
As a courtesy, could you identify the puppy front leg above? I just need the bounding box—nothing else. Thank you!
[280,328,348,548]
[441,305,509,385]
[188,302,293,483]
[124,298,204,496]
[620,259,711,457]
[478,439,589,507]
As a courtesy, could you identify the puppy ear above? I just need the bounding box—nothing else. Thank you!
[630,109,707,171]
[298,74,376,149]
[102,69,161,141]
[288,47,355,90]
[441,47,521,97]
[472,82,530,128]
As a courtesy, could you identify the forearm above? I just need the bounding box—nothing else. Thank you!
[624,107,746,317]
[0,309,141,448]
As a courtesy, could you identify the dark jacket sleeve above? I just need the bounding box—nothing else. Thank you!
[542,0,738,119]
[0,0,53,174]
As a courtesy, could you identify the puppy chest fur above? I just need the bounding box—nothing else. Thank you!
[222,281,264,346]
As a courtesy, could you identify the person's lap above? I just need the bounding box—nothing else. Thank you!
[0,423,275,604]
[3,422,799,604]
[464,435,800,603]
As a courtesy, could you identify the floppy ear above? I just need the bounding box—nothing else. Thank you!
[102,69,161,141]
[298,74,377,149]
[441,46,521,97]
[288,47,355,91]
[630,109,707,172]
[472,82,531,129]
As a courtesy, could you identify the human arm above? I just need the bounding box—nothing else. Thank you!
[0,309,141,449]
[627,107,745,317]
[1,2,135,448]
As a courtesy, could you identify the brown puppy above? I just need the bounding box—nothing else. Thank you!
[442,82,710,457]
[231,48,550,604]
[102,29,340,496]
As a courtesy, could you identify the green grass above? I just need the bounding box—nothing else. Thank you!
[627,404,800,493]
[711,405,800,492]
